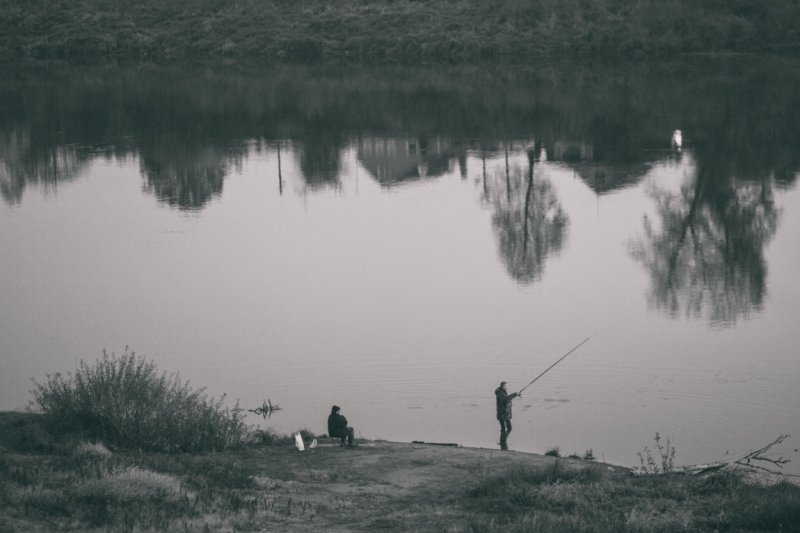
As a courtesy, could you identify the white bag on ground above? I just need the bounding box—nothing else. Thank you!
[294,433,305,451]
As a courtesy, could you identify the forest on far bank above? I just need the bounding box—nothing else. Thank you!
[0,0,798,64]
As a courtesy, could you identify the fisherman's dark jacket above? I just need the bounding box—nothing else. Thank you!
[328,413,348,437]
[495,387,517,420]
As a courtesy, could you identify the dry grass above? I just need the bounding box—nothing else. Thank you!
[79,467,185,502]
[466,463,800,533]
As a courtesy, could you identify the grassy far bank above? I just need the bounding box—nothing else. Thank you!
[2,413,800,533]
[0,0,799,65]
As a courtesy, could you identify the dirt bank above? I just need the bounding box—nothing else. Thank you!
[3,412,799,532]
[233,440,629,531]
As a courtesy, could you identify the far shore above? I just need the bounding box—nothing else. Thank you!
[1,0,798,66]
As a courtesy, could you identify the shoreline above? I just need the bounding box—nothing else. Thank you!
[3,413,800,531]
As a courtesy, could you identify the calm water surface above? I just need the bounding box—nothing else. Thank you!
[1,60,799,471]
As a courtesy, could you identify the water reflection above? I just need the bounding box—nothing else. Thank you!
[631,161,780,326]
[1,61,799,322]
[485,146,569,284]
[295,133,345,190]
[571,161,655,195]
[628,64,800,326]
[0,127,88,205]
[139,147,237,210]
[358,137,464,186]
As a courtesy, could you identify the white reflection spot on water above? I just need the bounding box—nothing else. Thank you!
[672,129,683,150]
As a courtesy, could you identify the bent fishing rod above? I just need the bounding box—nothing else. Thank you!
[518,326,606,395]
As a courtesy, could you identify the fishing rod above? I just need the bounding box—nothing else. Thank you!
[518,326,606,395]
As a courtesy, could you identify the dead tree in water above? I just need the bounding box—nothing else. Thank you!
[249,399,282,420]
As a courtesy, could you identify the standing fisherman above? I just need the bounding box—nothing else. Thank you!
[495,382,520,449]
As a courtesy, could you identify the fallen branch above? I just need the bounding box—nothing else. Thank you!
[632,462,726,476]
[733,434,800,478]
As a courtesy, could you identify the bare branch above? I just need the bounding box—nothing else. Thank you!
[733,435,800,477]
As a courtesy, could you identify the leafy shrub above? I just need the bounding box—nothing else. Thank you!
[29,349,248,452]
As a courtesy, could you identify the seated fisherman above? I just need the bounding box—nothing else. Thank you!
[327,405,355,446]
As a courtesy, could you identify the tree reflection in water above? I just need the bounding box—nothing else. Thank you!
[139,148,233,211]
[295,133,345,191]
[487,147,569,284]
[630,160,779,326]
[0,127,88,205]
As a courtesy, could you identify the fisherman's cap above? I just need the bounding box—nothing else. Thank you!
[331,405,340,412]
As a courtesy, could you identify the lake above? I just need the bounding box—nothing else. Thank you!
[1,58,799,472]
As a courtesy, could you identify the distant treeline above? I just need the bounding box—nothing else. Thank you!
[0,0,799,64]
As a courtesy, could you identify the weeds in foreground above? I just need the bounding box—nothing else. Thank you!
[29,349,248,452]
[3,421,800,533]
[467,461,603,517]
[468,464,800,532]
[0,448,326,532]
[637,432,676,474]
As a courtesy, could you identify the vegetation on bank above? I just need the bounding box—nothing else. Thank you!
[0,0,799,64]
[2,412,800,532]
[467,462,800,532]
[29,350,248,453]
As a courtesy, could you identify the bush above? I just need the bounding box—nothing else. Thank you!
[29,349,248,452]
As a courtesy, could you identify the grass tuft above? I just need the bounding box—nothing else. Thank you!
[77,466,184,503]
[544,446,560,457]
[468,461,603,517]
